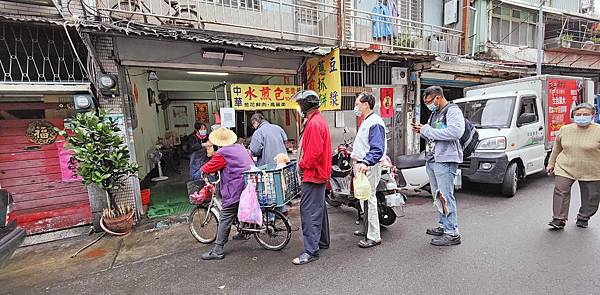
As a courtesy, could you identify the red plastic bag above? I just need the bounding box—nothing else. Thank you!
[189,183,214,205]
[237,181,263,225]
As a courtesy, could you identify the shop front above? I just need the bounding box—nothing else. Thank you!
[113,36,330,218]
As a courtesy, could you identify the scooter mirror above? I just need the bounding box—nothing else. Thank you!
[343,127,349,134]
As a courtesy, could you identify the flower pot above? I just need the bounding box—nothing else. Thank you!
[102,211,135,234]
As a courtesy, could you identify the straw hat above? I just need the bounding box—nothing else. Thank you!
[209,127,237,147]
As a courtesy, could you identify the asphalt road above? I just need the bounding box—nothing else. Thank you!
[8,174,600,295]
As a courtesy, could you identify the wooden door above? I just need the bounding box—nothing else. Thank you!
[0,118,92,234]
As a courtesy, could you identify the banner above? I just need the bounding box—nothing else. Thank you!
[307,48,342,111]
[231,84,302,110]
[380,88,394,118]
[56,140,82,182]
[547,79,582,141]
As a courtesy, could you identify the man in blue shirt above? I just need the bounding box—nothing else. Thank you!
[249,113,288,167]
[351,92,387,248]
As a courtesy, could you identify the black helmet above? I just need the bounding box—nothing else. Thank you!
[293,90,320,114]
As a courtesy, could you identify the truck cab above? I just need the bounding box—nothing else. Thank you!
[455,91,546,197]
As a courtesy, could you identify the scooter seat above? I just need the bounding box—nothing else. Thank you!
[396,152,426,169]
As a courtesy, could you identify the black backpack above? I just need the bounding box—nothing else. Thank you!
[428,103,479,159]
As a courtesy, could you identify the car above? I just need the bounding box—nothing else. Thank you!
[0,188,25,267]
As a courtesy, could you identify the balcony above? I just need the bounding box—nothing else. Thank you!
[545,16,600,55]
[97,0,339,45]
[343,7,463,55]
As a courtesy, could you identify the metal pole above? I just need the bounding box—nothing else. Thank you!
[536,0,545,76]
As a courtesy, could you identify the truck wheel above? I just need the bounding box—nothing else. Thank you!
[501,163,518,198]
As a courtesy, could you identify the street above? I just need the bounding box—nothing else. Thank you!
[2,174,600,295]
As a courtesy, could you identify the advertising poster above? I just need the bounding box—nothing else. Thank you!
[56,140,82,182]
[547,79,582,141]
[306,48,342,111]
[191,104,207,125]
[230,84,302,110]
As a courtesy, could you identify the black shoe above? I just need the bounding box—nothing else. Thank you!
[548,218,566,229]
[353,230,365,237]
[431,234,461,246]
[426,227,444,236]
[201,250,224,260]
[576,219,589,228]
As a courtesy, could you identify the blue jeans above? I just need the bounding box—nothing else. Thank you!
[426,161,460,236]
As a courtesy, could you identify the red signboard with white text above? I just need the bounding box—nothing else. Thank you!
[547,79,582,141]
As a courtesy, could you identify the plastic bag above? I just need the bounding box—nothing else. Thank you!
[353,172,371,201]
[237,181,263,225]
[189,183,214,205]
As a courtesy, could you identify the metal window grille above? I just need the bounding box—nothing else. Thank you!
[341,55,364,87]
[296,0,319,25]
[0,22,88,83]
[365,60,392,85]
[399,0,422,23]
[341,95,354,111]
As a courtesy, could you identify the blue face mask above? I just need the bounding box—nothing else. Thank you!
[199,130,207,136]
[426,103,438,112]
[574,115,593,126]
[354,106,362,117]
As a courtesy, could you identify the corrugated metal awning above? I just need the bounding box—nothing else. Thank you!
[0,14,333,56]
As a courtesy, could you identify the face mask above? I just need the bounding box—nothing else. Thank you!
[426,103,438,112]
[354,106,362,117]
[574,115,593,126]
[199,130,207,136]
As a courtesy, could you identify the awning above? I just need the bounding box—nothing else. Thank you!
[0,14,333,56]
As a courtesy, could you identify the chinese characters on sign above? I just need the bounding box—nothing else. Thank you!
[26,120,57,145]
[548,79,582,141]
[230,84,302,110]
[307,48,342,111]
[380,88,394,118]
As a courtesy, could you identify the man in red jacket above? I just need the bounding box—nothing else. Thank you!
[291,90,332,265]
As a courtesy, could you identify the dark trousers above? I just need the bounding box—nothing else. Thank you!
[213,202,239,254]
[553,176,600,221]
[300,182,330,256]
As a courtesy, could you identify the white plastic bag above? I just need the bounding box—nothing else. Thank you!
[353,172,371,201]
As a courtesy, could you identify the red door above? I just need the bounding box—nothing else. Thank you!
[0,117,92,234]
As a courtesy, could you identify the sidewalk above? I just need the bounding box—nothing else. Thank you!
[0,220,204,292]
[0,202,301,293]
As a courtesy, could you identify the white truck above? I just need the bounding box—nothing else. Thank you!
[454,75,595,197]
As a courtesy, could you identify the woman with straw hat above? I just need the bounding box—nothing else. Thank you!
[200,127,254,260]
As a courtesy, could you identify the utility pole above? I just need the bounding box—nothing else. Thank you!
[536,0,546,75]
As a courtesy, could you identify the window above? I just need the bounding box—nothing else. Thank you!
[518,96,539,125]
[206,0,261,11]
[490,6,538,47]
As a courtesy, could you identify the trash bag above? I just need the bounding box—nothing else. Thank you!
[237,181,263,225]
[353,172,371,201]
[189,183,214,205]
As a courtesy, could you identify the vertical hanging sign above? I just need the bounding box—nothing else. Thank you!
[306,48,342,111]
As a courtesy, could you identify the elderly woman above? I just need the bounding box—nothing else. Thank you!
[547,102,600,229]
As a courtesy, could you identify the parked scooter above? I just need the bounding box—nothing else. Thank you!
[326,130,405,226]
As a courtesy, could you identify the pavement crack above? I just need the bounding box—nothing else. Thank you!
[109,238,124,269]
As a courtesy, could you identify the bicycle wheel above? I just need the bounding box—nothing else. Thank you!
[254,208,292,251]
[189,205,218,244]
[109,1,143,22]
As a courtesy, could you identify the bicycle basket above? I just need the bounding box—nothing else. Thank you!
[243,160,300,207]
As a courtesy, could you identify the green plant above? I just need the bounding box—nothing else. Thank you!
[393,31,416,48]
[58,110,138,216]
[592,37,600,44]
[561,34,574,42]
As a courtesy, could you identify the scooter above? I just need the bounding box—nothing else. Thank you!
[326,131,405,226]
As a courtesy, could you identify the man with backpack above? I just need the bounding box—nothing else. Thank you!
[412,86,467,246]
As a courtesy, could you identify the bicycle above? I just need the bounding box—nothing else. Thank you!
[108,0,204,29]
[189,171,294,251]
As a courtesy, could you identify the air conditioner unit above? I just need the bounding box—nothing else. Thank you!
[392,67,408,85]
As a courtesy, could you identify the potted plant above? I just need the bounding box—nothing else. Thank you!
[58,110,138,234]
[560,34,574,48]
[592,37,600,51]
